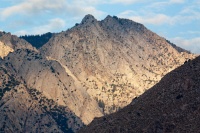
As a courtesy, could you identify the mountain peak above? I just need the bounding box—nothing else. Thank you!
[81,14,97,24]
[104,15,117,21]
[0,31,8,37]
[105,15,112,19]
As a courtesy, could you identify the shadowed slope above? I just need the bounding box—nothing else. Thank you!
[2,49,103,126]
[20,32,55,49]
[80,56,200,133]
[0,67,82,132]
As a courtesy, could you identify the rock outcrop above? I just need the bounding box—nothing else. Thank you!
[0,41,14,58]
[0,31,36,59]
[0,66,82,132]
[0,15,197,132]
[2,49,103,125]
[80,56,200,133]
[0,31,36,52]
[0,30,103,132]
[41,14,195,114]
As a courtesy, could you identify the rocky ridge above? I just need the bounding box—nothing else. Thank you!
[0,31,36,58]
[80,56,200,133]
[2,49,103,125]
[0,41,14,58]
[0,31,35,51]
[0,30,103,132]
[0,66,82,132]
[0,14,197,132]
[41,14,195,114]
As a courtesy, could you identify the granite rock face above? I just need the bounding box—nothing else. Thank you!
[41,14,195,114]
[2,49,103,126]
[0,66,81,132]
[0,30,103,132]
[0,41,14,58]
[0,31,36,58]
[0,15,196,132]
[80,56,200,133]
[0,31,35,51]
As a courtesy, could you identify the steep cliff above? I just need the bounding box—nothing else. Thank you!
[41,15,195,114]
[2,49,103,125]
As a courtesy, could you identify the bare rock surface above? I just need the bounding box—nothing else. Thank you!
[0,31,36,59]
[41,15,195,114]
[0,15,197,132]
[0,41,14,58]
[80,56,200,133]
[2,49,103,125]
[0,31,35,51]
[0,66,82,132]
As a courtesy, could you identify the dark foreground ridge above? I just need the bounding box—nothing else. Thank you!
[80,56,200,133]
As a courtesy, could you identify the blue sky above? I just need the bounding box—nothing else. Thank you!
[0,0,200,53]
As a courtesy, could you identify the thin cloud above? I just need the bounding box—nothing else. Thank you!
[179,31,200,36]
[180,5,200,20]
[0,0,105,20]
[119,11,171,25]
[119,2,200,26]
[187,31,200,34]
[134,15,169,25]
[109,0,144,4]
[171,37,200,54]
[65,4,105,18]
[0,0,66,19]
[149,0,185,9]
[0,0,106,35]
[169,0,185,4]
[14,18,66,35]
[72,0,144,5]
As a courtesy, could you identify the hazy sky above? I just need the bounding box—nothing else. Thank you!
[0,0,200,53]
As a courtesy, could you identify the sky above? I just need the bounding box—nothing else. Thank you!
[0,0,200,53]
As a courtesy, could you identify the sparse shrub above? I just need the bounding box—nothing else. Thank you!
[97,99,105,112]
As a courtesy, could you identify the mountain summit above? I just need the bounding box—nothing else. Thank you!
[81,14,98,24]
[0,31,36,58]
[41,15,195,114]
[0,15,196,132]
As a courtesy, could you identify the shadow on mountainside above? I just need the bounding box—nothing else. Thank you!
[80,56,200,133]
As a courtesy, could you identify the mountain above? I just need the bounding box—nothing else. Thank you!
[20,32,55,49]
[0,31,102,132]
[0,31,36,58]
[40,14,195,114]
[0,14,196,132]
[80,55,200,133]
[1,48,103,126]
[0,66,82,132]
